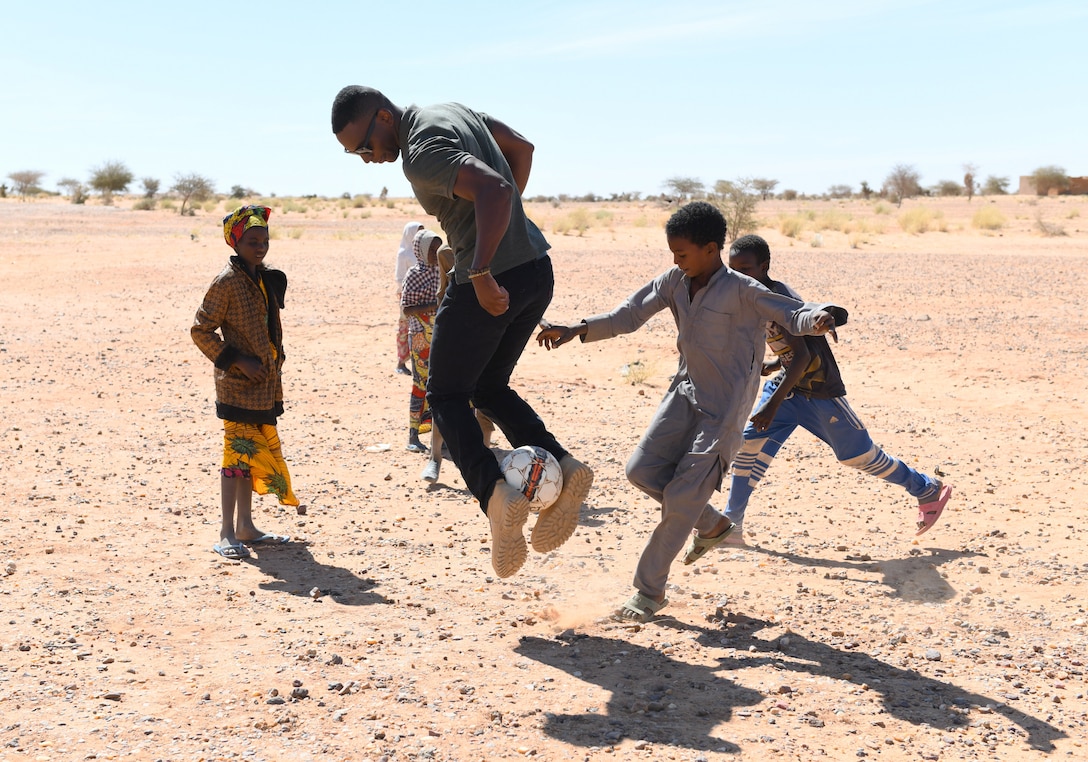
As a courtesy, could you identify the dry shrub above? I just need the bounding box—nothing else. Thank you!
[873,202,891,215]
[1035,214,1067,237]
[779,215,805,238]
[899,207,935,235]
[554,208,592,236]
[972,206,1006,231]
[816,210,849,232]
[622,359,655,385]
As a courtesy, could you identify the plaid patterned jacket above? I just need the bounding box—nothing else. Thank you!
[192,258,287,420]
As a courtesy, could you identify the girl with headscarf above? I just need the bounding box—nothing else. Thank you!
[401,228,442,454]
[192,205,298,561]
[394,221,424,374]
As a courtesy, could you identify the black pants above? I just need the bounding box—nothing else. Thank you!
[426,255,567,509]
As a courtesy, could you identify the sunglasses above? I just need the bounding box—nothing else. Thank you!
[343,112,378,156]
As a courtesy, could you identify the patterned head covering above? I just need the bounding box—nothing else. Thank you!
[223,205,272,249]
[401,229,442,323]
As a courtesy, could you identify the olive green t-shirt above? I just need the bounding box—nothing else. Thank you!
[400,103,550,285]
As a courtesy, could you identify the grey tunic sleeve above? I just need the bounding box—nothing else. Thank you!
[582,274,671,343]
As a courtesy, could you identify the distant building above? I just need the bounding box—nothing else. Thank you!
[1018,175,1088,195]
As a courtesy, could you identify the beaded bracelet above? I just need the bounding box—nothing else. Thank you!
[468,267,491,280]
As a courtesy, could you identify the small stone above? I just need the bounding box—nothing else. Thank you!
[309,587,322,599]
[925,649,942,661]
[267,696,286,705]
[102,692,122,701]
[777,685,793,694]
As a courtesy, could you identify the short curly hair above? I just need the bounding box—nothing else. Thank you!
[729,234,771,265]
[331,85,391,134]
[664,201,726,249]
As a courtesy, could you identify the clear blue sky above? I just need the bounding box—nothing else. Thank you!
[3,0,1084,199]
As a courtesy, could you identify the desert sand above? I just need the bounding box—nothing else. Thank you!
[1,193,1086,761]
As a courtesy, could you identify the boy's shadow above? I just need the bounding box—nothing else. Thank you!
[514,631,758,752]
[247,542,390,606]
[515,616,1064,753]
[684,615,1063,752]
[746,544,982,602]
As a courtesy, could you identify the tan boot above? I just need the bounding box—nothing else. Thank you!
[487,481,530,578]
[531,455,592,553]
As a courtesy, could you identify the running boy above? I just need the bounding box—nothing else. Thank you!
[192,205,298,560]
[723,234,951,544]
[537,202,841,622]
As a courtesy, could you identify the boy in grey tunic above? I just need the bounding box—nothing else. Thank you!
[538,202,843,622]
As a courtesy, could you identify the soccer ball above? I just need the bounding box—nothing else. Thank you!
[500,445,564,512]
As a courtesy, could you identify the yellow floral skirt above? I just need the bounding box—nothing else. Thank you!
[221,420,299,506]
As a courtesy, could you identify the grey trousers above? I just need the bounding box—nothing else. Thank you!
[625,445,728,600]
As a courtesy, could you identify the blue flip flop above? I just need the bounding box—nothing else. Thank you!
[213,542,251,560]
[245,533,290,545]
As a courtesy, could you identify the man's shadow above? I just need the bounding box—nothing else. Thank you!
[246,542,391,606]
[515,617,1064,753]
[746,544,983,602]
[514,631,759,752]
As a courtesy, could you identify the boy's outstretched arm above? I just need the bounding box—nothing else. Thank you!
[537,320,587,350]
[750,333,810,432]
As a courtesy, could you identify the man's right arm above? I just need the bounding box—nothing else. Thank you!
[452,158,514,316]
[484,115,533,195]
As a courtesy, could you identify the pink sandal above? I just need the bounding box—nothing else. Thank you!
[916,484,952,536]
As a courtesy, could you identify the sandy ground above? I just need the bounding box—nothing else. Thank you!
[1,193,1086,761]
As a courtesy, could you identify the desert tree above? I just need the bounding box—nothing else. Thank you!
[883,164,921,207]
[751,178,778,201]
[663,176,705,202]
[859,181,873,200]
[827,184,852,199]
[7,170,45,200]
[171,172,215,215]
[710,178,759,242]
[780,189,798,201]
[57,177,88,204]
[89,160,134,205]
[981,175,1010,195]
[1031,165,1069,195]
[962,163,978,201]
[141,177,160,198]
[935,180,963,197]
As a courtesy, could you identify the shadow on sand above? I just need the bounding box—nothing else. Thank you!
[515,615,1064,753]
[745,544,984,603]
[246,542,391,606]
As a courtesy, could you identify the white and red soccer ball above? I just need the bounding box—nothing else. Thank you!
[500,445,563,512]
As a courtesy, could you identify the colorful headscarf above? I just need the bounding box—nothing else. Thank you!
[223,205,272,249]
[401,229,442,326]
